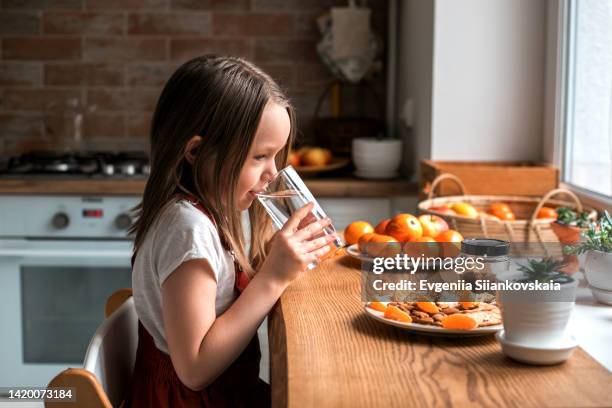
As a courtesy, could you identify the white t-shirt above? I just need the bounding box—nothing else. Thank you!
[132,199,237,354]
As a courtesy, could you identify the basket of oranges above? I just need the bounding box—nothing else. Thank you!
[416,174,598,244]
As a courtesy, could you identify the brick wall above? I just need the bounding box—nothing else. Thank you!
[0,0,388,157]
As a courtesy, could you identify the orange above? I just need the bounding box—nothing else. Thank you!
[435,230,464,243]
[374,219,391,234]
[367,234,401,258]
[435,229,464,258]
[488,208,516,221]
[489,202,512,214]
[403,236,439,259]
[383,305,412,323]
[385,214,423,242]
[344,221,374,245]
[358,232,376,253]
[412,236,436,243]
[537,206,558,220]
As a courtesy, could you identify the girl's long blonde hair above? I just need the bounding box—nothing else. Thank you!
[129,55,295,277]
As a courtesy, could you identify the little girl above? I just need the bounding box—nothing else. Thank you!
[127,55,337,407]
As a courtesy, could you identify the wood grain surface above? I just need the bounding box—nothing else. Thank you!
[0,177,417,197]
[269,253,612,408]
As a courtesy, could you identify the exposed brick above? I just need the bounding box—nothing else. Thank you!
[85,0,166,10]
[128,12,211,36]
[251,0,344,11]
[0,114,44,141]
[3,88,82,111]
[84,113,125,139]
[295,11,320,37]
[171,0,249,10]
[87,88,159,112]
[126,63,175,86]
[2,37,81,60]
[170,38,252,61]
[0,12,41,35]
[213,13,293,37]
[127,113,152,139]
[296,63,334,88]
[43,11,124,35]
[83,38,167,61]
[44,63,124,86]
[254,39,318,63]
[2,0,82,10]
[257,64,295,89]
[291,89,325,118]
[0,63,42,86]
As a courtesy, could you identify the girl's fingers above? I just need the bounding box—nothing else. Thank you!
[281,202,314,233]
[293,217,332,241]
[305,243,332,264]
[303,233,338,253]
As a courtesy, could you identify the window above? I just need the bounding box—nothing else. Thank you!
[564,0,612,199]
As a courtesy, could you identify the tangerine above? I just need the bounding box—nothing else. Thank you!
[344,221,374,245]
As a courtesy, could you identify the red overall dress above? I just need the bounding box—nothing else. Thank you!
[126,196,269,407]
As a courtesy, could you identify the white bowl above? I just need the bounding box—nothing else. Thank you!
[496,330,577,365]
[585,250,612,291]
[352,138,403,180]
[589,285,612,305]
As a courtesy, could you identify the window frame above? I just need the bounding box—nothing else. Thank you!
[548,0,612,212]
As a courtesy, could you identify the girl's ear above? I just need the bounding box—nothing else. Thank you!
[184,135,203,165]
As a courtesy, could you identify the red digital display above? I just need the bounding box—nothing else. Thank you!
[83,209,104,218]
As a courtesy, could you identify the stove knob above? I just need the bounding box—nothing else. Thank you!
[115,213,132,230]
[52,212,70,230]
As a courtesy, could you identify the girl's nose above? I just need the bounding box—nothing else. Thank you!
[266,162,278,181]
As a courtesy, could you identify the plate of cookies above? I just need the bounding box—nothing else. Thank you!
[364,301,502,337]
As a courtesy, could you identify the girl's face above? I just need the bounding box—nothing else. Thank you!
[236,102,290,211]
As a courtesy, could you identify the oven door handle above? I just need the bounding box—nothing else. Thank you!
[0,248,132,259]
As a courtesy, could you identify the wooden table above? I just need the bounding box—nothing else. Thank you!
[268,254,612,408]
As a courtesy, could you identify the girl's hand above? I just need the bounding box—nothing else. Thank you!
[260,202,338,287]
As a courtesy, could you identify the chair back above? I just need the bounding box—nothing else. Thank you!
[82,296,138,407]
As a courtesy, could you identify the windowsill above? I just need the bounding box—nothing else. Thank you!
[561,182,612,213]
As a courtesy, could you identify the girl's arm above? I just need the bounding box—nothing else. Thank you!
[162,203,337,391]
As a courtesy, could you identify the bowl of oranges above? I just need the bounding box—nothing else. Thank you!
[344,214,464,262]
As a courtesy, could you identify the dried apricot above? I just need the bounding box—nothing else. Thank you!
[383,305,413,323]
[441,314,478,330]
[416,301,440,314]
[459,302,478,309]
[367,301,387,313]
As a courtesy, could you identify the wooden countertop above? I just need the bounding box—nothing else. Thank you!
[0,177,417,197]
[268,253,612,408]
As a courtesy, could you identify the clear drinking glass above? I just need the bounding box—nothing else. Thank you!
[256,165,344,269]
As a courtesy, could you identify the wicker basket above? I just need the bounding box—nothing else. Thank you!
[417,174,597,245]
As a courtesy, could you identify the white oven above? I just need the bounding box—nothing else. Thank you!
[0,195,138,388]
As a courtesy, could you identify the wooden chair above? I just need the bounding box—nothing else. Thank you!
[45,288,138,408]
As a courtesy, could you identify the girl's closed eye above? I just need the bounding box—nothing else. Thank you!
[254,154,267,161]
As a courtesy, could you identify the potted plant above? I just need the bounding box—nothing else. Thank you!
[498,258,577,347]
[551,207,595,273]
[565,211,612,304]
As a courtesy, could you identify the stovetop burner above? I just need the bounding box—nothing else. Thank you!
[0,151,150,178]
